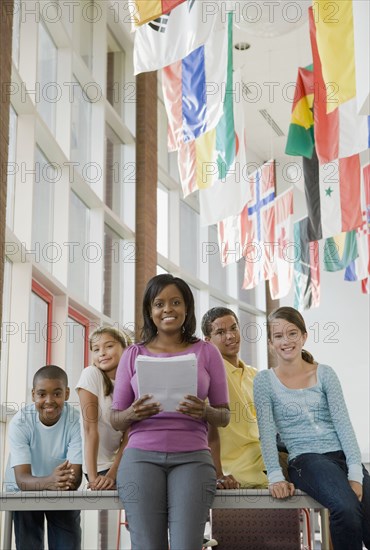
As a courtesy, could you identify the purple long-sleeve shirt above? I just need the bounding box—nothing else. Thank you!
[112,340,229,453]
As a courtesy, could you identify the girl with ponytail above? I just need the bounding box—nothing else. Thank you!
[254,307,370,550]
[76,326,131,490]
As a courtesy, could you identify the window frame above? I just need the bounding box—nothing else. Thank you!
[68,306,90,368]
[31,280,54,365]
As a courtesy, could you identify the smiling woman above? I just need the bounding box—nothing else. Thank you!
[254,306,370,550]
[110,274,230,550]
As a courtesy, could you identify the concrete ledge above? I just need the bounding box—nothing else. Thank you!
[0,488,326,511]
[1,489,330,549]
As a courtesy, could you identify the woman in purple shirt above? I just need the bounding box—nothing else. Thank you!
[111,274,230,550]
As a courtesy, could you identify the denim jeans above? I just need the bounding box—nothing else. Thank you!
[288,451,370,550]
[14,510,81,550]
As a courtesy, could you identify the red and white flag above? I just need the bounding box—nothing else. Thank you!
[318,154,362,238]
[309,7,369,165]
[269,188,294,300]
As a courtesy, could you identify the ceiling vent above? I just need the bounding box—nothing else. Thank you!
[259,109,285,136]
[234,42,250,51]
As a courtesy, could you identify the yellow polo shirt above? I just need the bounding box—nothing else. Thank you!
[219,358,268,488]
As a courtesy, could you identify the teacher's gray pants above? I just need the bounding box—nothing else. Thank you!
[117,448,217,550]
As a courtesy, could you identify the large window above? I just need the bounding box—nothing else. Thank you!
[68,192,90,302]
[208,225,227,292]
[157,185,169,257]
[31,147,56,273]
[37,21,57,133]
[6,106,17,230]
[103,224,124,322]
[12,0,21,67]
[106,31,126,118]
[105,125,125,216]
[70,77,91,175]
[1,260,12,406]
[27,282,53,401]
[180,201,199,277]
[79,0,94,71]
[65,307,90,404]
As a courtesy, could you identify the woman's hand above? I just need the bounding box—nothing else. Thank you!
[349,480,363,501]
[269,480,295,499]
[131,394,162,421]
[216,474,240,489]
[88,474,116,491]
[176,395,206,419]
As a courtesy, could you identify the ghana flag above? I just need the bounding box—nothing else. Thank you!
[285,64,314,159]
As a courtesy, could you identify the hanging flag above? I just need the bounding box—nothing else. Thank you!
[177,129,217,196]
[134,0,218,74]
[312,0,356,114]
[323,231,358,272]
[309,7,370,165]
[176,12,234,199]
[242,161,276,290]
[352,0,370,115]
[294,217,320,311]
[269,188,294,300]
[303,151,362,240]
[162,21,227,151]
[362,278,369,294]
[198,72,250,226]
[217,202,249,267]
[130,0,186,27]
[345,163,370,282]
[215,11,235,180]
[285,65,315,159]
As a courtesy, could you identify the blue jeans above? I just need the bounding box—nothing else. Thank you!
[14,510,81,550]
[117,448,217,550]
[288,451,370,550]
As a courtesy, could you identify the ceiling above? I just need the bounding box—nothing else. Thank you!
[233,1,313,163]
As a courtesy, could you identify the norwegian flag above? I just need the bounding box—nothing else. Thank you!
[242,161,276,290]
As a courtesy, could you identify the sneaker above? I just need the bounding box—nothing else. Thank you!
[203,537,218,548]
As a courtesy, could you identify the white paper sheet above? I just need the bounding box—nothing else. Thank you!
[135,353,197,412]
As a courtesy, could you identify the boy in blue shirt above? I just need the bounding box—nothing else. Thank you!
[5,365,82,549]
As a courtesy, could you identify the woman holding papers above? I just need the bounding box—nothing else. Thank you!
[254,307,370,550]
[111,274,230,550]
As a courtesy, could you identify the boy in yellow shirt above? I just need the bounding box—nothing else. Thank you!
[201,307,268,489]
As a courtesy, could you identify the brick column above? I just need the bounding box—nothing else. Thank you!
[0,1,14,355]
[135,71,157,338]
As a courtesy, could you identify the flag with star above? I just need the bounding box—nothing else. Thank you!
[303,150,363,240]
